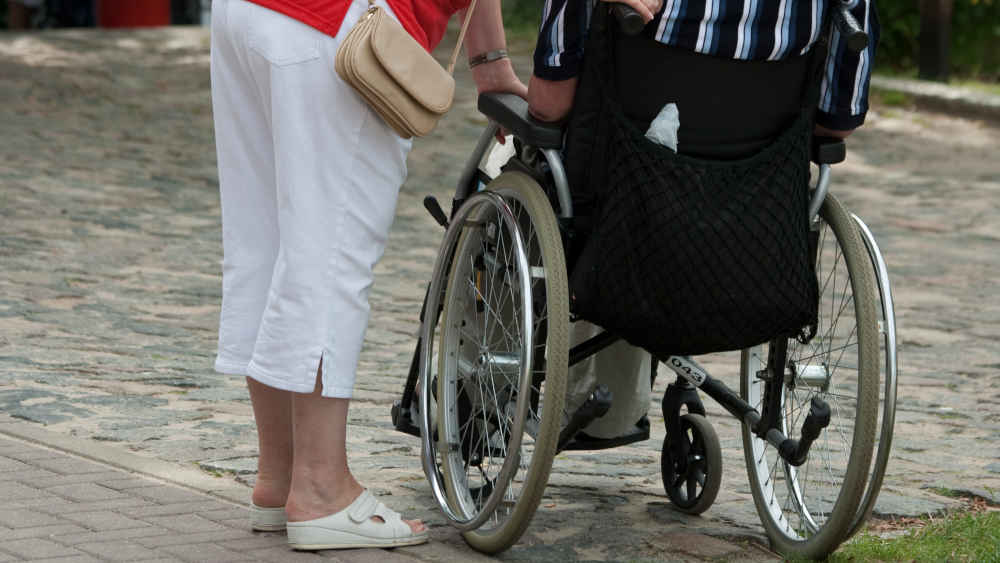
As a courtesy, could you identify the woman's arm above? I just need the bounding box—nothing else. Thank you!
[461,0,527,98]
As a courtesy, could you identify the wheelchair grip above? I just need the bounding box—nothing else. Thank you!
[811,136,847,165]
[611,4,646,36]
[833,2,868,54]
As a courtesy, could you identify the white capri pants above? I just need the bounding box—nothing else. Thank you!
[210,0,411,398]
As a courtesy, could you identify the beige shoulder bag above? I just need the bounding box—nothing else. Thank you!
[335,0,479,139]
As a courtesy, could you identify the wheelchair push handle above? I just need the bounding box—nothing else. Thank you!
[832,1,868,53]
[611,4,646,36]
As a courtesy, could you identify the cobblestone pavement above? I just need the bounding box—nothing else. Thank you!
[2,27,999,561]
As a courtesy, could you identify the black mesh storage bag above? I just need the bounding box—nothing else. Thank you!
[567,12,820,357]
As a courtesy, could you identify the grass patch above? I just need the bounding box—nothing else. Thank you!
[874,89,913,108]
[831,510,1000,562]
[929,486,968,499]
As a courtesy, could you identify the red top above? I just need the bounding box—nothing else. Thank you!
[244,0,468,51]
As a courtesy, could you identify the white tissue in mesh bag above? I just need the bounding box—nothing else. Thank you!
[644,102,679,152]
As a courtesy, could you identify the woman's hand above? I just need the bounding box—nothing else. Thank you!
[602,0,663,23]
[470,58,528,98]
[471,58,528,143]
[462,0,527,142]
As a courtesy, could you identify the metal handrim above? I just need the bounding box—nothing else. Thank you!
[847,214,898,536]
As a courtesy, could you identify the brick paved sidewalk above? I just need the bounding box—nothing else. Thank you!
[0,420,484,563]
[0,414,780,563]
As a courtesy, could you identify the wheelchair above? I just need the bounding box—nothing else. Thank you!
[390,12,897,561]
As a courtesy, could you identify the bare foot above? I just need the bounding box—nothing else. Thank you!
[251,475,290,509]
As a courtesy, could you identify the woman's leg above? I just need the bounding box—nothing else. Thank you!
[211,0,290,508]
[246,378,293,508]
[218,0,422,534]
[285,374,425,533]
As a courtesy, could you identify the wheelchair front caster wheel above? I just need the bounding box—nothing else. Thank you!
[660,413,722,515]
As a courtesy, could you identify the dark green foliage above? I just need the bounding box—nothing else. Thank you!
[871,0,999,80]
[950,0,1000,80]
[875,0,922,72]
[502,0,544,31]
[503,0,999,81]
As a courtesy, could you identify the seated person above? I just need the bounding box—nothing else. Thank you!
[527,0,879,154]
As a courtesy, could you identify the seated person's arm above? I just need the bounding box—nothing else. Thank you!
[528,0,661,123]
[528,76,578,123]
[814,124,853,139]
[815,0,880,138]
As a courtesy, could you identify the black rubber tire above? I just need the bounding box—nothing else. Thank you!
[660,413,722,515]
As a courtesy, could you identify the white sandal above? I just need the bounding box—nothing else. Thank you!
[286,490,429,550]
[250,502,287,532]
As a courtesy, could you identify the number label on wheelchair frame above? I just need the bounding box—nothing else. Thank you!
[667,355,709,386]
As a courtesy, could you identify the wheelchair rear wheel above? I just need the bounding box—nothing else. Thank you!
[740,193,879,559]
[435,171,569,554]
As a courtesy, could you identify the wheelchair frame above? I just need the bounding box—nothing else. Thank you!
[391,7,895,552]
[388,108,898,558]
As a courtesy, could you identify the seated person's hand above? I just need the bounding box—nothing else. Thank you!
[814,124,854,139]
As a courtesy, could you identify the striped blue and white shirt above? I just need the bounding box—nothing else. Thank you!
[534,0,880,130]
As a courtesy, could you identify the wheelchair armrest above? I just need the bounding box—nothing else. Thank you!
[811,136,846,165]
[477,92,564,150]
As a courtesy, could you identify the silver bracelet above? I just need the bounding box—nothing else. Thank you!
[468,49,508,68]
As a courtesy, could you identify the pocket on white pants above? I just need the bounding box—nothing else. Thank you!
[246,4,320,67]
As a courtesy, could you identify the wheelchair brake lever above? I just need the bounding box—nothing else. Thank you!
[779,397,831,466]
[423,196,449,229]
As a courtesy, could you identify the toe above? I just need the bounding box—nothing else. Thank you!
[404,518,426,534]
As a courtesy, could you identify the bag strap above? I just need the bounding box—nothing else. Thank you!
[366,0,480,76]
[447,0,481,75]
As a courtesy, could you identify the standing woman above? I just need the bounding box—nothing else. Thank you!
[210,0,525,550]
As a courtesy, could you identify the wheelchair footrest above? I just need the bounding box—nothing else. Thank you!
[556,384,613,452]
[559,415,651,451]
[391,400,421,438]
